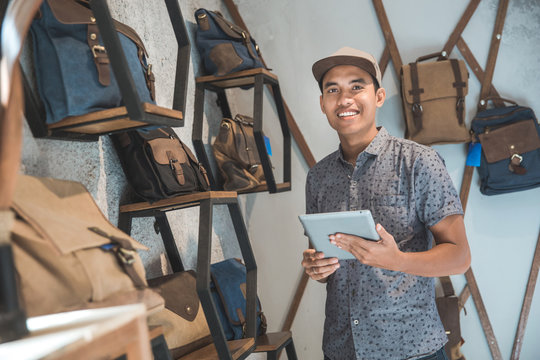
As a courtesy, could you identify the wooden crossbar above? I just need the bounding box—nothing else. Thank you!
[511,231,540,360]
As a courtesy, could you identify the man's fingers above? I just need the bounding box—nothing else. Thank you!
[330,233,370,251]
[375,223,387,239]
[309,262,340,280]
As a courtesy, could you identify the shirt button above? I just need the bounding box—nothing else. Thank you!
[353,319,359,325]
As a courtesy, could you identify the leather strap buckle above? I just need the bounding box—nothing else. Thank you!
[91,45,106,58]
[117,247,136,265]
[412,103,423,115]
[456,97,464,110]
[511,153,523,164]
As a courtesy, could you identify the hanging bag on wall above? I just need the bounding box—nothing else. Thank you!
[147,271,213,358]
[210,258,267,340]
[111,127,210,202]
[194,8,264,77]
[212,114,266,192]
[30,0,155,125]
[401,52,470,145]
[10,175,164,317]
[470,98,540,195]
[436,277,465,360]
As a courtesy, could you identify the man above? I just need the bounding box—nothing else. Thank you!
[301,47,471,360]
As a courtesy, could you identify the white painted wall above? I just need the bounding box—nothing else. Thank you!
[232,0,540,359]
[18,0,540,359]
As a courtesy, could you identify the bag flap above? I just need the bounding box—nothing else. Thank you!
[401,59,468,104]
[147,138,188,165]
[204,9,249,40]
[11,175,147,254]
[436,295,461,346]
[46,0,148,55]
[210,258,249,325]
[478,119,540,163]
[148,271,200,322]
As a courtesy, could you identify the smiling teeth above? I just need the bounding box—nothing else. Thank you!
[339,112,357,117]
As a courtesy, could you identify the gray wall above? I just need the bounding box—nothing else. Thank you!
[19,0,540,359]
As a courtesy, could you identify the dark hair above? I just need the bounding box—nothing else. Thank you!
[319,73,380,93]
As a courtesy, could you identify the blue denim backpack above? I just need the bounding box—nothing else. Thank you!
[194,8,264,77]
[30,0,155,125]
[471,99,540,195]
[210,258,266,340]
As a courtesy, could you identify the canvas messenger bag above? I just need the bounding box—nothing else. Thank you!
[194,8,264,77]
[10,175,163,317]
[470,98,540,195]
[30,0,155,125]
[401,52,470,145]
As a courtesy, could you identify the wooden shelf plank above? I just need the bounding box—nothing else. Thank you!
[254,331,292,353]
[177,338,255,360]
[120,191,238,214]
[237,182,291,194]
[196,68,278,88]
[47,103,183,134]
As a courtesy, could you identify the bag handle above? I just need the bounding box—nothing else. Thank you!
[482,96,518,107]
[415,51,448,63]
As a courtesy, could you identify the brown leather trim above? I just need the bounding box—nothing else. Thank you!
[450,59,466,125]
[147,138,188,165]
[408,62,424,131]
[47,0,148,55]
[478,119,540,163]
[147,271,200,322]
[87,23,110,86]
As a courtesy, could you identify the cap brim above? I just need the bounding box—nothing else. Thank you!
[312,56,379,87]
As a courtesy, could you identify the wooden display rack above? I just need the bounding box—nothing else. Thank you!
[192,68,291,194]
[119,191,297,360]
[22,0,190,141]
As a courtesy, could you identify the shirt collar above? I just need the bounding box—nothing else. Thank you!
[337,126,390,164]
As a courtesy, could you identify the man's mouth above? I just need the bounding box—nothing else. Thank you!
[338,111,359,118]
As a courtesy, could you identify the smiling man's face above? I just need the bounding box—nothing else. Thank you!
[319,65,385,141]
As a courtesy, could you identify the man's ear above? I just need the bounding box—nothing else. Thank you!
[319,95,325,113]
[375,88,386,108]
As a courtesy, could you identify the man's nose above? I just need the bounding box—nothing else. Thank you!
[338,91,353,106]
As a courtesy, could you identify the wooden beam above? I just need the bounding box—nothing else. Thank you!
[511,231,540,360]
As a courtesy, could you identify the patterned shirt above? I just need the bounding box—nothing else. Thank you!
[306,127,463,360]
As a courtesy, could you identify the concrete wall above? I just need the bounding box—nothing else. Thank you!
[19,0,540,359]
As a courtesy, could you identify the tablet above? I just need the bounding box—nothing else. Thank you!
[298,210,380,260]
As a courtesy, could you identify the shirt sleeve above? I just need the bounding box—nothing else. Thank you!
[413,148,464,227]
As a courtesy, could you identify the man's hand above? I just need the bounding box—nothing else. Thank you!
[301,249,340,282]
[330,223,403,271]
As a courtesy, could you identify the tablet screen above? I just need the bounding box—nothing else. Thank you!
[298,210,379,260]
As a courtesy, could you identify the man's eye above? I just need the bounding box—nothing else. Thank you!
[327,88,338,94]
[352,85,363,90]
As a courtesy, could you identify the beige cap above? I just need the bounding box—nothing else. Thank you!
[312,47,382,88]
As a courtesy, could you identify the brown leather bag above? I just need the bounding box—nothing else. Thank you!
[436,276,465,360]
[401,53,470,145]
[10,175,164,317]
[212,114,266,191]
[148,271,213,358]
